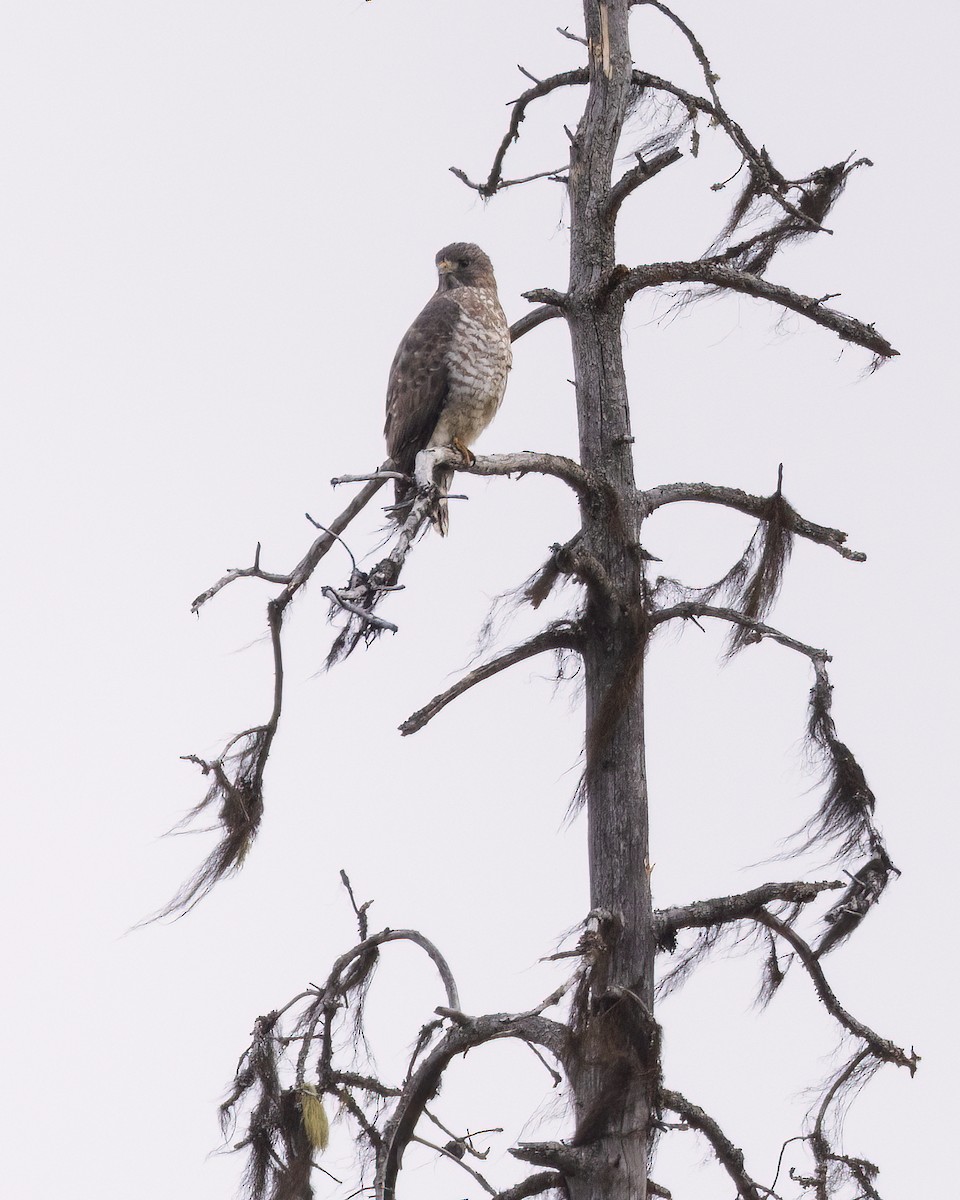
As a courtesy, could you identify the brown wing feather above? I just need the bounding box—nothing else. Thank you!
[384,294,461,506]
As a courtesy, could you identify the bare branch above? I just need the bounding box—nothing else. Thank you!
[632,5,827,235]
[619,260,897,359]
[450,163,568,193]
[192,465,391,615]
[330,469,407,485]
[639,480,865,562]
[754,912,918,1074]
[441,447,596,498]
[521,286,568,310]
[410,1135,497,1195]
[332,1071,400,1099]
[654,879,843,944]
[660,1089,778,1200]
[190,542,288,611]
[606,146,683,223]
[509,304,564,342]
[511,1142,594,1175]
[336,1083,384,1153]
[400,623,581,736]
[322,586,399,635]
[650,601,830,663]
[450,68,588,197]
[378,1011,569,1200]
[322,928,461,1012]
[557,25,587,46]
[494,1171,567,1200]
[324,447,596,662]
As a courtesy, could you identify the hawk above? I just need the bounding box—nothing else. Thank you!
[384,243,512,534]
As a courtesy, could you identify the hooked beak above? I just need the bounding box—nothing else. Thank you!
[436,258,459,290]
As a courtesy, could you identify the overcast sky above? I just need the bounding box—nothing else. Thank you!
[1,2,955,1197]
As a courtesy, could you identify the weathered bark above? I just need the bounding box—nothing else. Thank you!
[565,4,655,1198]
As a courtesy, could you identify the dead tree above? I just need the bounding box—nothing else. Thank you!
[165,3,914,1198]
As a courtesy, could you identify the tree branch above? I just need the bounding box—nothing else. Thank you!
[378,1011,569,1200]
[450,163,568,193]
[631,4,826,235]
[493,1170,567,1200]
[322,928,461,1012]
[324,446,597,661]
[639,480,865,561]
[450,68,589,197]
[754,912,918,1074]
[650,601,830,663]
[606,146,683,223]
[511,1141,594,1175]
[400,623,581,736]
[509,304,564,342]
[660,1089,777,1200]
[654,880,843,944]
[191,466,391,614]
[437,447,596,498]
[620,260,897,359]
[411,1135,497,1195]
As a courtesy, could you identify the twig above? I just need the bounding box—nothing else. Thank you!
[322,928,461,1012]
[450,164,569,193]
[333,1070,400,1099]
[306,515,357,573]
[423,1109,501,1159]
[191,467,391,614]
[339,868,372,940]
[410,1135,497,1195]
[606,146,683,222]
[322,587,399,635]
[450,69,589,197]
[754,912,918,1073]
[660,1089,779,1200]
[399,624,581,736]
[377,1012,569,1200]
[331,470,407,485]
[190,543,289,612]
[633,5,825,234]
[557,25,587,46]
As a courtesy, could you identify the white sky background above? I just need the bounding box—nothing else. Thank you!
[0,0,955,1196]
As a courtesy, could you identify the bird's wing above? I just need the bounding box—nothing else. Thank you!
[384,293,461,477]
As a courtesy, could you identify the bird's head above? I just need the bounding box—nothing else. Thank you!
[435,243,497,291]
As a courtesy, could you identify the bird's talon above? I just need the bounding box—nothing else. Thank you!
[452,437,476,466]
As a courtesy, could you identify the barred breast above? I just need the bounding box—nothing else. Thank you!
[428,286,512,452]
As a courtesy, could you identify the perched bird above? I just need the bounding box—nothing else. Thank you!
[384,243,511,534]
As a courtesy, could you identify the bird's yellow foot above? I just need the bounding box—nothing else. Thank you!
[452,437,476,466]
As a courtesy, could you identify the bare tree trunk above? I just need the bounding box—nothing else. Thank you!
[566,4,655,1197]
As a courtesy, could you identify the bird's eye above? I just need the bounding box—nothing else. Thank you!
[458,258,469,269]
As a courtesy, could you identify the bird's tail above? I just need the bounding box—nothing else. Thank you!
[391,472,450,535]
[431,467,452,536]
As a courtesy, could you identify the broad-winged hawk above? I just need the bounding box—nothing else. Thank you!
[384,243,511,534]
